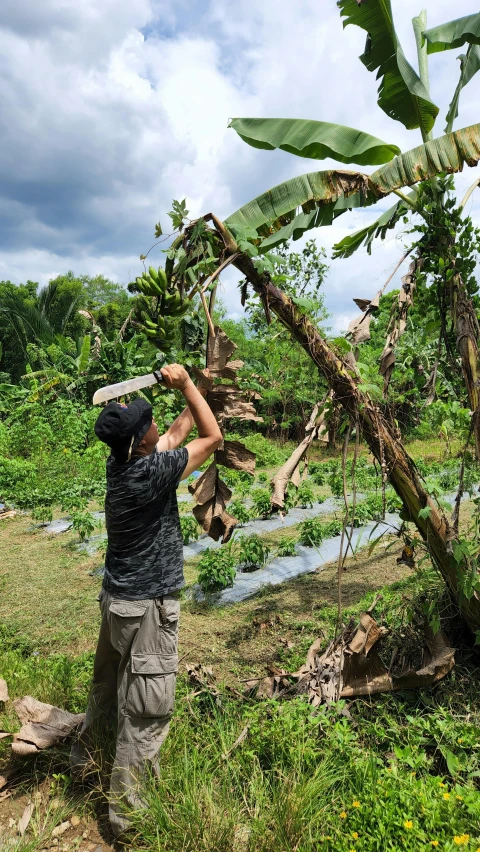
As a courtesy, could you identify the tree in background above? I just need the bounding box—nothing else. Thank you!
[221,239,330,440]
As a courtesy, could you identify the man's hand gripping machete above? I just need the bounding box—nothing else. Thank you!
[92,370,164,405]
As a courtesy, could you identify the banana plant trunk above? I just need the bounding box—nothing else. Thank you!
[225,243,480,633]
[449,271,480,460]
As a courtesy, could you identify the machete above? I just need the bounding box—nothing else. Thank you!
[92,370,164,405]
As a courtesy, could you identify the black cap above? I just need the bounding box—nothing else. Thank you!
[94,398,153,463]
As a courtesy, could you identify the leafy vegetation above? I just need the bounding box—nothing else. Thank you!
[237,534,271,572]
[197,545,237,593]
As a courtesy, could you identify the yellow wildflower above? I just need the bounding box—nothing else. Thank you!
[404,820,413,830]
[340,811,347,819]
[443,792,451,801]
[439,782,446,787]
[456,795,463,801]
[457,738,464,744]
[453,835,470,846]
[352,800,360,808]
[431,843,439,848]
[352,832,359,840]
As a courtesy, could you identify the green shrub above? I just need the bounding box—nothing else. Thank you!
[298,517,326,547]
[237,534,271,572]
[251,489,272,518]
[31,505,53,526]
[198,545,237,592]
[70,509,96,541]
[327,462,344,497]
[309,462,327,486]
[230,499,252,526]
[296,480,315,508]
[323,519,343,537]
[276,538,298,557]
[180,515,200,545]
[221,469,254,495]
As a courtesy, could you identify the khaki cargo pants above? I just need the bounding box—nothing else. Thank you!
[70,589,179,836]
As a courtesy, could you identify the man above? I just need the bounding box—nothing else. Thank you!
[70,364,222,839]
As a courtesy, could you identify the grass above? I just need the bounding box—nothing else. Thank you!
[1,436,480,849]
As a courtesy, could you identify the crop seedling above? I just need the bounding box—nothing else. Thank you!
[180,515,200,545]
[237,534,271,571]
[296,480,315,508]
[70,509,96,542]
[197,544,237,592]
[251,488,272,518]
[276,537,298,557]
[229,499,252,526]
[31,505,53,526]
[308,462,327,486]
[298,517,326,548]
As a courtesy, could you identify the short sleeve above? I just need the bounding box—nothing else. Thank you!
[148,447,188,496]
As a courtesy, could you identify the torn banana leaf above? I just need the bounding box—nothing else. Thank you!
[333,189,417,259]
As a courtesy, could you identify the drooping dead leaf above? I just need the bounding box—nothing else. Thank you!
[18,802,34,837]
[348,291,381,345]
[207,327,237,372]
[380,256,421,389]
[0,510,16,520]
[422,359,439,406]
[271,396,331,510]
[189,325,260,542]
[216,440,256,474]
[0,678,9,703]
[10,696,84,755]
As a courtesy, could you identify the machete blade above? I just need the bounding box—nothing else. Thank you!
[92,372,163,405]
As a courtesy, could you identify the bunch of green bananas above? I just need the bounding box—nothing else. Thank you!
[134,266,168,298]
[141,314,176,348]
[131,266,191,352]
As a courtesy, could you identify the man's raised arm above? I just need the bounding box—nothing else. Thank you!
[157,364,221,477]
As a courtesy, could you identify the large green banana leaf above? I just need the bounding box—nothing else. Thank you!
[424,14,480,53]
[332,190,418,259]
[228,117,400,166]
[226,124,480,248]
[445,45,480,134]
[225,171,375,237]
[338,0,438,135]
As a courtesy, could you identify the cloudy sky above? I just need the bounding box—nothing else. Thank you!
[1,0,479,331]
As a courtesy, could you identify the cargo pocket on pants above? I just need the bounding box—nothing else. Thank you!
[108,599,149,656]
[126,654,178,718]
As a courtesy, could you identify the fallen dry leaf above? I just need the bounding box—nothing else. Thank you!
[0,679,8,703]
[52,821,70,838]
[0,770,11,790]
[245,614,455,703]
[18,802,34,837]
[10,696,84,755]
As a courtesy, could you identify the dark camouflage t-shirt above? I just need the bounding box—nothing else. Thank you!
[102,447,188,600]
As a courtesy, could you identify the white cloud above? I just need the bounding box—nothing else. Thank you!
[0,0,479,328]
